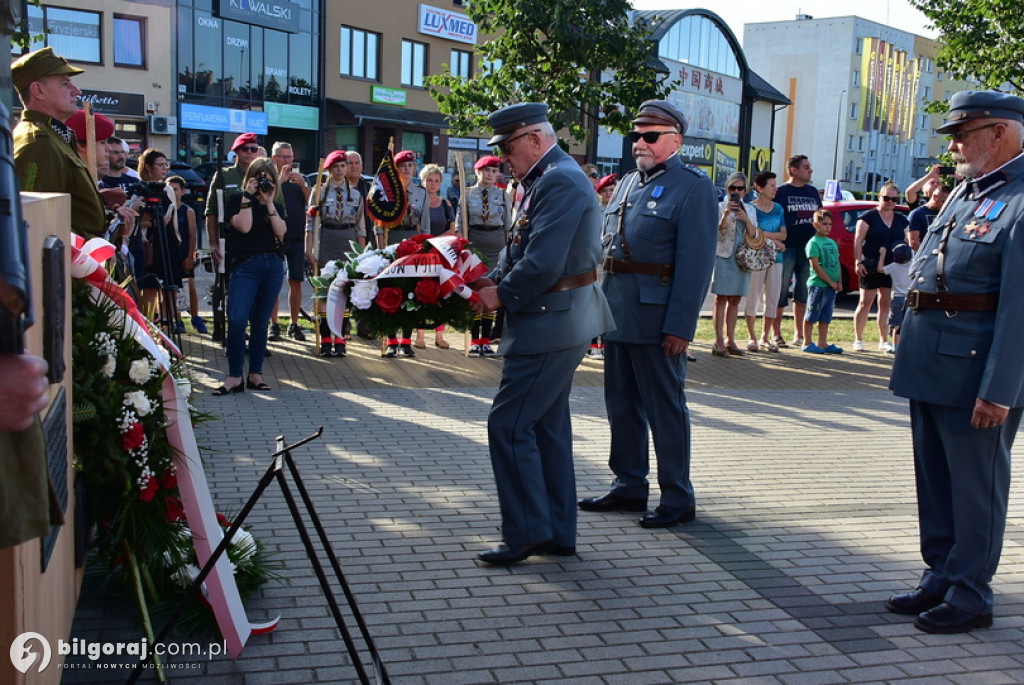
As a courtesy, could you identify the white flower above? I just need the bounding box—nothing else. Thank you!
[123,390,154,417]
[320,260,341,280]
[129,359,151,384]
[171,563,200,589]
[101,355,117,378]
[353,252,390,277]
[230,527,255,553]
[349,280,379,310]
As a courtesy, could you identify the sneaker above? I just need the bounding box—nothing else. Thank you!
[468,344,481,357]
[288,323,306,342]
[878,340,894,352]
[587,347,604,359]
[191,316,209,334]
[335,342,347,358]
[885,345,896,355]
[268,323,282,341]
[802,343,825,354]
[480,344,495,357]
[401,344,416,357]
[852,340,865,352]
[319,343,332,357]
[173,320,185,334]
[385,344,399,358]
[823,344,844,354]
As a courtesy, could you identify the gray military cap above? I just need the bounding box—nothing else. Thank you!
[936,90,1024,134]
[632,100,688,135]
[486,103,550,146]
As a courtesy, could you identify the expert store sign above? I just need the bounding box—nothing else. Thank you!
[418,4,477,45]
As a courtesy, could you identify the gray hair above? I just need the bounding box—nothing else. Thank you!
[271,141,292,155]
[726,171,748,188]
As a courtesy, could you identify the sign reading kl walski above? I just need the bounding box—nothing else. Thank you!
[418,4,477,45]
[217,0,300,33]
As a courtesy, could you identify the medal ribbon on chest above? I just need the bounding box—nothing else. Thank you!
[964,198,1007,238]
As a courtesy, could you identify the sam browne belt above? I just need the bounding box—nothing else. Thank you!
[322,220,356,230]
[603,256,674,283]
[906,289,999,312]
[546,269,598,293]
[469,224,505,231]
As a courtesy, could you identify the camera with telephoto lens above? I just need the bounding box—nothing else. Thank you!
[137,180,167,205]
[256,172,274,194]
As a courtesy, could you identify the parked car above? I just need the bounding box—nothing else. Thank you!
[168,162,208,216]
[823,200,910,293]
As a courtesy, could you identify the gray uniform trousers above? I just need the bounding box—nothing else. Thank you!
[488,343,589,548]
[604,341,693,510]
[910,400,1021,614]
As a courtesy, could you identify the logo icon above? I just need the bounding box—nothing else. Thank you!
[10,632,51,673]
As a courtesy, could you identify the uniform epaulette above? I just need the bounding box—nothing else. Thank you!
[679,164,702,178]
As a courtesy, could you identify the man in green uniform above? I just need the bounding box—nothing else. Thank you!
[11,47,106,237]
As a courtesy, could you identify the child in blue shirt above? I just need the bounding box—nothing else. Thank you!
[803,209,843,354]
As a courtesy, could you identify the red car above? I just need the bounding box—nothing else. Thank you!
[822,200,911,293]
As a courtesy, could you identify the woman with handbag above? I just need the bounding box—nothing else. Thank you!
[744,171,787,352]
[711,172,759,357]
[212,158,287,395]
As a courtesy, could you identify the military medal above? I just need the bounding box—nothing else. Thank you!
[651,186,664,199]
[647,200,657,209]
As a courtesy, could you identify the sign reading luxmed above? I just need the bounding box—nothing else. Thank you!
[418,4,477,45]
[217,0,300,33]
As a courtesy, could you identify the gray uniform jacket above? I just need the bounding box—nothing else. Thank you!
[492,145,615,355]
[457,185,512,229]
[890,153,1024,409]
[602,155,718,344]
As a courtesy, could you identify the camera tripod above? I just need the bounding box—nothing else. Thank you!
[134,187,184,349]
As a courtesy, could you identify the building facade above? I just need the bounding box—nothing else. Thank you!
[744,15,962,195]
[597,9,789,187]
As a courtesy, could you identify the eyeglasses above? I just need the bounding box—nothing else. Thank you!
[589,172,599,178]
[881,196,899,202]
[948,122,1000,143]
[496,128,540,155]
[727,185,746,192]
[627,130,678,144]
[152,161,170,168]
[238,145,260,153]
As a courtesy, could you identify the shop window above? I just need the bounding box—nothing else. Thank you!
[113,15,145,68]
[450,49,471,79]
[341,26,379,81]
[402,39,428,88]
[25,5,101,64]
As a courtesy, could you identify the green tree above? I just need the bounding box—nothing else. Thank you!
[428,0,672,144]
[911,0,1024,94]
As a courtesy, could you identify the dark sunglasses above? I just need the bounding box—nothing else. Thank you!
[728,185,746,192]
[881,195,899,202]
[238,145,260,153]
[627,130,678,144]
[589,172,599,178]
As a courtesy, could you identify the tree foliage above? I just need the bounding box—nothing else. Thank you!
[911,0,1024,94]
[428,0,672,144]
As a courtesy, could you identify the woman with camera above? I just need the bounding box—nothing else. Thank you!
[711,172,759,357]
[213,158,287,395]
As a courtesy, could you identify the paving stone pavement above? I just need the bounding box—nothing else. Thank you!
[62,328,1024,684]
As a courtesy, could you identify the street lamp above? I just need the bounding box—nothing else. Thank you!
[833,89,847,180]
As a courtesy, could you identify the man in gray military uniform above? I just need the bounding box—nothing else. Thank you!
[578,99,717,528]
[471,103,615,566]
[887,90,1024,634]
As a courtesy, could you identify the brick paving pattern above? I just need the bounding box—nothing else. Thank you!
[62,320,1024,684]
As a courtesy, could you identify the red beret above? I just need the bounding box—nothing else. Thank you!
[474,155,502,171]
[66,110,115,142]
[393,150,415,165]
[324,150,347,170]
[596,173,617,193]
[231,132,259,151]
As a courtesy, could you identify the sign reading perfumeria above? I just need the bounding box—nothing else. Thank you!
[418,4,477,45]
[217,0,300,33]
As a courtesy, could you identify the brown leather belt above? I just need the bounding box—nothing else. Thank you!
[604,256,674,281]
[547,269,598,293]
[906,290,999,312]
[322,221,356,230]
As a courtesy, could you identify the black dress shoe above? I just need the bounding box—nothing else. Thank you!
[401,343,416,357]
[638,506,696,528]
[914,602,993,634]
[477,540,552,566]
[546,545,576,556]
[385,344,398,358]
[578,492,647,512]
[885,587,944,615]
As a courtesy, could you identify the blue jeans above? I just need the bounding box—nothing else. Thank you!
[227,253,284,377]
[778,246,810,307]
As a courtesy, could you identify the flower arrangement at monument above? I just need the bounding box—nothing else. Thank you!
[313,234,489,339]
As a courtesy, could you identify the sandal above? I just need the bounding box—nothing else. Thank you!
[746,340,759,352]
[763,340,780,353]
[414,340,427,349]
[212,382,244,396]
[435,340,450,349]
[726,344,744,356]
[774,336,789,349]
[247,377,271,391]
[711,345,730,358]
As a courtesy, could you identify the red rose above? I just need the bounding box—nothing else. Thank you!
[160,469,177,490]
[375,286,405,314]
[164,496,185,522]
[217,512,233,527]
[414,279,442,305]
[307,206,318,217]
[395,239,421,258]
[411,234,430,244]
[122,422,145,451]
[140,477,159,503]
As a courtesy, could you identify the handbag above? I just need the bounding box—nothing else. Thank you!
[735,229,777,272]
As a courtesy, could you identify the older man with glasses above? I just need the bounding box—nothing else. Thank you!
[470,103,614,566]
[887,90,1024,634]
[577,99,717,529]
